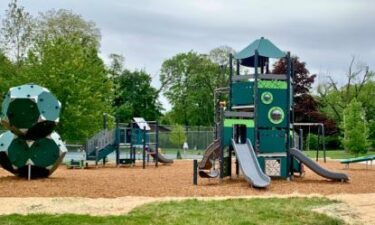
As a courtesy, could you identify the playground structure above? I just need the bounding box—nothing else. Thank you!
[197,37,349,188]
[341,155,375,169]
[0,84,66,178]
[84,116,173,168]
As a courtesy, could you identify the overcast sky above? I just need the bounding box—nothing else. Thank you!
[1,0,374,110]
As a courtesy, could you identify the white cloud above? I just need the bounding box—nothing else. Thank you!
[1,0,374,111]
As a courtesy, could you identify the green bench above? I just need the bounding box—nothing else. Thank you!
[340,155,375,168]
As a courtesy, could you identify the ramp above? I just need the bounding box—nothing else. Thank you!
[290,148,349,181]
[232,139,271,188]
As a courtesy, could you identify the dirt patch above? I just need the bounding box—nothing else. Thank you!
[0,194,346,216]
[322,193,375,225]
[1,160,374,197]
[0,193,373,225]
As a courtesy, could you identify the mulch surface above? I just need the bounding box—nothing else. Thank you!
[0,160,374,197]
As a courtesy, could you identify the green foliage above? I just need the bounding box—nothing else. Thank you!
[341,99,370,156]
[305,150,375,159]
[0,5,113,142]
[169,124,186,148]
[160,51,221,126]
[0,52,16,103]
[0,198,343,225]
[0,0,34,64]
[35,9,100,48]
[114,69,162,122]
[304,133,319,151]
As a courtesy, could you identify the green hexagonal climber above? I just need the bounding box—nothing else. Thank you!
[1,83,61,140]
[0,84,66,178]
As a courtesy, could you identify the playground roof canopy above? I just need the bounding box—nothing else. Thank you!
[234,37,286,67]
[133,117,151,131]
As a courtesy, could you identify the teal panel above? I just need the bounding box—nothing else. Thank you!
[231,81,254,106]
[132,128,149,146]
[259,129,286,153]
[223,156,231,177]
[293,158,302,173]
[279,157,288,178]
[257,156,265,173]
[257,89,288,128]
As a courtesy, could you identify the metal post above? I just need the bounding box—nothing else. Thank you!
[28,164,31,181]
[219,106,224,179]
[299,128,303,151]
[236,59,240,75]
[229,54,233,110]
[316,126,320,161]
[286,51,292,178]
[143,126,146,169]
[115,114,120,166]
[193,159,198,185]
[102,113,107,166]
[254,50,259,152]
[322,124,326,163]
[236,154,239,176]
[155,121,159,167]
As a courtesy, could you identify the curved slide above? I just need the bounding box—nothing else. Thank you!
[199,139,220,170]
[198,139,220,178]
[232,139,271,188]
[149,148,173,164]
[290,148,349,181]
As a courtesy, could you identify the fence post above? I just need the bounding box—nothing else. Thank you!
[155,121,159,167]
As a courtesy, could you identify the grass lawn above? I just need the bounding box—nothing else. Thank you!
[0,198,343,225]
[304,150,375,159]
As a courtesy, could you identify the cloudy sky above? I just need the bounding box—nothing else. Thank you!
[1,0,373,110]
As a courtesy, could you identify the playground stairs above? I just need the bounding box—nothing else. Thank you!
[85,129,117,164]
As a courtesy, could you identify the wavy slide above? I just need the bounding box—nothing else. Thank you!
[232,139,271,188]
[149,147,173,164]
[290,148,349,181]
[198,139,220,178]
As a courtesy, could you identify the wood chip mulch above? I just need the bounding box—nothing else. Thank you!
[0,160,374,197]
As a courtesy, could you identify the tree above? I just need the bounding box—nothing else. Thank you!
[341,99,369,156]
[0,52,16,109]
[20,10,113,142]
[317,57,375,145]
[169,124,186,149]
[35,9,100,48]
[160,51,221,126]
[114,69,162,122]
[272,56,337,134]
[208,46,236,90]
[0,0,34,64]
[317,57,374,121]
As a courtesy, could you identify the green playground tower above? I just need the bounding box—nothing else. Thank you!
[198,37,348,186]
[219,37,300,179]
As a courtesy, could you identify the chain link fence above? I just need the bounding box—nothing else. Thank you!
[151,125,215,150]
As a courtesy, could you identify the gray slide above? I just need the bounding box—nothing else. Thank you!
[232,139,271,188]
[290,148,349,181]
[149,148,173,164]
